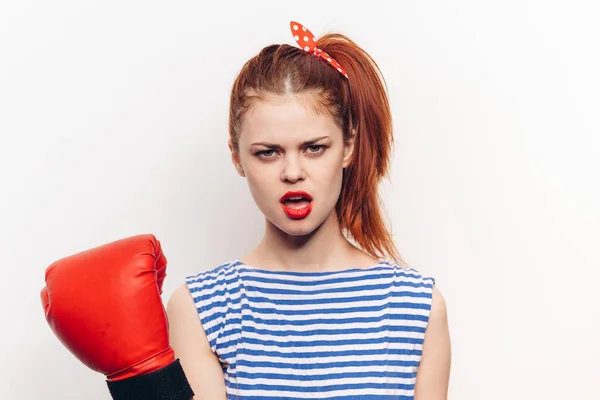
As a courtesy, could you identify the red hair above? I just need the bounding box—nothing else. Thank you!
[229,31,405,265]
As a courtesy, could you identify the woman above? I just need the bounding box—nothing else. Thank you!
[167,21,451,399]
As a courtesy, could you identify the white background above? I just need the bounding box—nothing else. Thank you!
[1,1,599,399]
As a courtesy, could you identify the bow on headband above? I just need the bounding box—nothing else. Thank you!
[289,21,349,79]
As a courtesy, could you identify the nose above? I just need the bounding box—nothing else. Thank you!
[280,154,306,183]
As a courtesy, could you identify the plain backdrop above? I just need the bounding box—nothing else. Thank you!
[1,1,599,399]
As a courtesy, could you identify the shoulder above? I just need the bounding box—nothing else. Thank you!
[166,282,200,327]
[177,260,241,337]
[391,264,451,397]
[184,259,239,286]
[387,262,436,292]
[166,274,228,353]
[165,283,204,350]
[183,259,242,299]
[386,262,439,325]
[430,285,448,323]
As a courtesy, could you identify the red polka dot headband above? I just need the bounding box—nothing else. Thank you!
[289,21,349,79]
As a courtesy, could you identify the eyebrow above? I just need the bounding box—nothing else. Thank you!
[251,136,330,148]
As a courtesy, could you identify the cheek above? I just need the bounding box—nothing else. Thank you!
[309,157,345,205]
[244,164,279,204]
[246,174,268,196]
[313,151,344,182]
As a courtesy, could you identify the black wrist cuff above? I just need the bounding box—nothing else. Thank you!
[106,359,194,400]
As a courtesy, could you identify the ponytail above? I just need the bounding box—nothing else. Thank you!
[319,34,405,265]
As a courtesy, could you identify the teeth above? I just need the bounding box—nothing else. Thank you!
[286,196,310,202]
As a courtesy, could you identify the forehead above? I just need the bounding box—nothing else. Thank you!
[240,92,342,145]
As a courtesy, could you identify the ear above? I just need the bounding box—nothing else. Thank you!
[228,140,246,177]
[342,129,356,169]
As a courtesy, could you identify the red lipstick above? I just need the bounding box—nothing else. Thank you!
[280,190,313,219]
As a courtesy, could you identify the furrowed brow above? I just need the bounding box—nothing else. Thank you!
[251,136,330,148]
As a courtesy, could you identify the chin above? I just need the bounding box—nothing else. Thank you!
[274,211,332,237]
[274,218,315,236]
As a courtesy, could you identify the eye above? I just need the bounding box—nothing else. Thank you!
[306,145,326,155]
[255,149,278,159]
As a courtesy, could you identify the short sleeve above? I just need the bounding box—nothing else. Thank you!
[391,264,436,368]
[184,262,234,354]
[393,265,435,316]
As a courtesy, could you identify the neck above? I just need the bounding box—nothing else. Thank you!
[252,211,362,272]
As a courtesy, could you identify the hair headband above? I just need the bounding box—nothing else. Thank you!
[289,21,349,79]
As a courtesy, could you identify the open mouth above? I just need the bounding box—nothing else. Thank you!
[282,196,312,209]
[280,191,313,219]
[280,190,313,205]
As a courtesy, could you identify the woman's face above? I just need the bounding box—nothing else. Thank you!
[230,92,354,236]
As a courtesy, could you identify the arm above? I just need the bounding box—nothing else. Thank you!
[414,286,452,400]
[167,283,228,400]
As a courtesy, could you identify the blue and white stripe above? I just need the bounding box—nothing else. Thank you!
[186,259,434,400]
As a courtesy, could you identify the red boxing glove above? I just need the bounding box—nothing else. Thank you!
[41,234,193,400]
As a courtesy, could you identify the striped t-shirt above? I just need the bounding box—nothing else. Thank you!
[185,259,435,400]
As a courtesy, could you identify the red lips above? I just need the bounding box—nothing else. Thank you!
[280,190,313,219]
